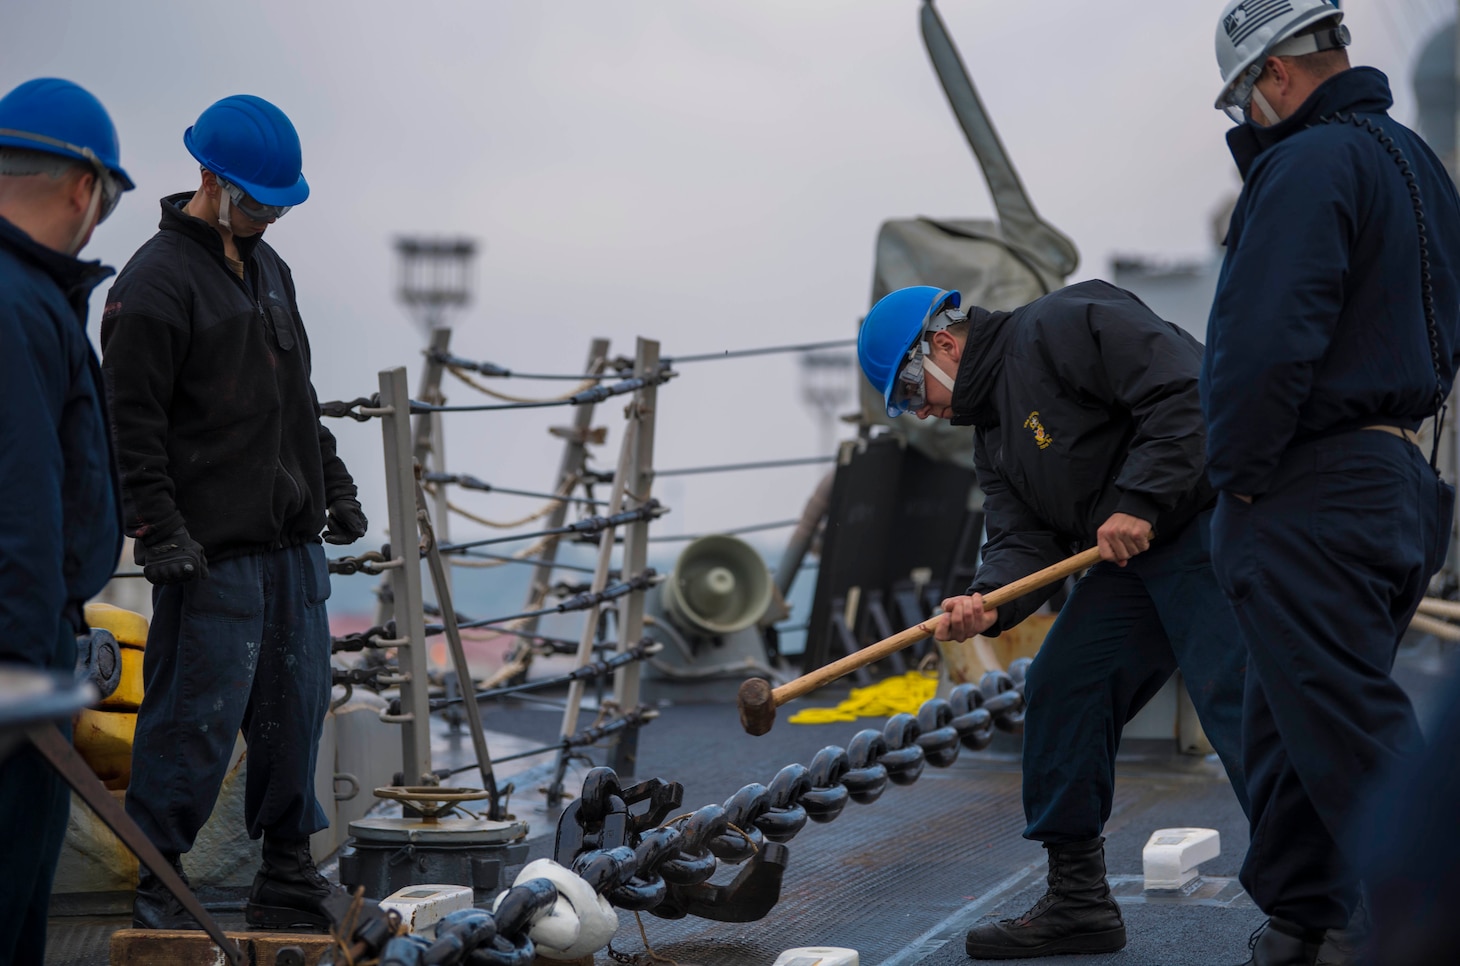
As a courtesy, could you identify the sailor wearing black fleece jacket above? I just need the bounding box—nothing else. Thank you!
[101,164,362,932]
[862,280,1247,959]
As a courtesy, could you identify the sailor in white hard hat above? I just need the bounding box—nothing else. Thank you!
[1204,3,1460,964]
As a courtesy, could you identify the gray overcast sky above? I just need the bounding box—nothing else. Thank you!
[2,0,1451,554]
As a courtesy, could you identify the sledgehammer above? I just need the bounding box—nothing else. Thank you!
[737,546,1101,736]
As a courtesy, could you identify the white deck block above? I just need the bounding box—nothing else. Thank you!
[378,883,475,936]
[772,948,860,966]
[1142,827,1221,891]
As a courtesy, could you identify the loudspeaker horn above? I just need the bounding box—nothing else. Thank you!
[661,534,774,637]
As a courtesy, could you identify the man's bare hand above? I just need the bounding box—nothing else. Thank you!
[1097,512,1154,567]
[936,593,999,641]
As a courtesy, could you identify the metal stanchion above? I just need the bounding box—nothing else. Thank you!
[377,366,433,782]
[609,337,661,775]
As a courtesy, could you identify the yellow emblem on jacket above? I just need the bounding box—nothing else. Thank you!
[1023,411,1053,450]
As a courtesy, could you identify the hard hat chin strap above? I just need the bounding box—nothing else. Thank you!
[924,356,956,392]
[217,188,234,233]
[1250,87,1281,126]
[66,174,103,257]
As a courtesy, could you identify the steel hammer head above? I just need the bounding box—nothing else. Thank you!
[738,677,775,736]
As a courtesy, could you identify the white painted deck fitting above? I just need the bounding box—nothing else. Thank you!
[773,947,861,966]
[378,883,475,936]
[1142,827,1221,891]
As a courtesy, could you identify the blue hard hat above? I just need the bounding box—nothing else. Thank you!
[184,95,309,207]
[0,78,134,190]
[858,285,961,418]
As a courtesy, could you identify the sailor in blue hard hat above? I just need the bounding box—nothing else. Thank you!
[100,93,363,933]
[857,280,1250,961]
[182,94,309,243]
[0,76,134,255]
[0,77,129,965]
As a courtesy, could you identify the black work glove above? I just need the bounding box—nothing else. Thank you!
[324,497,368,545]
[141,527,209,585]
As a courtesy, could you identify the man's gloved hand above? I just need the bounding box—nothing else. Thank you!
[142,527,209,585]
[325,498,368,545]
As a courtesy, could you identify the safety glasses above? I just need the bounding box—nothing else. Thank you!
[890,350,928,416]
[218,177,291,222]
[94,165,122,222]
[1220,61,1265,124]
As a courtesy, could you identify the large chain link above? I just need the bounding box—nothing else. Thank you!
[327,549,401,576]
[330,622,396,653]
[319,395,381,421]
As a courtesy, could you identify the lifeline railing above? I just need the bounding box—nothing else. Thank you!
[318,329,856,815]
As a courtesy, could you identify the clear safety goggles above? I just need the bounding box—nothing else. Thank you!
[218,177,291,222]
[888,306,965,416]
[1219,62,1265,124]
[0,127,123,222]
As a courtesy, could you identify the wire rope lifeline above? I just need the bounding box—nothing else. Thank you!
[435,501,666,554]
[663,337,857,365]
[411,371,675,413]
[428,336,857,380]
[424,472,609,508]
[320,370,673,419]
[423,569,660,635]
[647,519,799,544]
[653,455,836,478]
[427,348,634,382]
[428,639,660,712]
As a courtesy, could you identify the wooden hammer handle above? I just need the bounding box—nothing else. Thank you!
[773,546,1101,706]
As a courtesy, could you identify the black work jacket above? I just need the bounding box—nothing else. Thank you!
[953,280,1214,633]
[100,194,355,561]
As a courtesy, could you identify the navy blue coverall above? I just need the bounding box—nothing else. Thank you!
[101,195,354,857]
[1202,67,1460,931]
[0,216,124,964]
[952,281,1249,845]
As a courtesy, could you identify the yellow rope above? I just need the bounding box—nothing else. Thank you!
[446,364,599,404]
[484,647,537,691]
[786,670,939,725]
[445,495,562,530]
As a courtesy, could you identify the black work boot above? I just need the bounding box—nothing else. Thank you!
[132,854,199,930]
[245,836,346,931]
[1240,917,1323,966]
[964,837,1126,959]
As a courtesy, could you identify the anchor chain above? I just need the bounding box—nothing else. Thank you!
[554,660,1030,922]
[323,662,1028,963]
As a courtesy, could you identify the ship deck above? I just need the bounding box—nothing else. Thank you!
[45,637,1456,966]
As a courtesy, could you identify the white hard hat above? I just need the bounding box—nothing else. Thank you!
[1214,0,1348,119]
